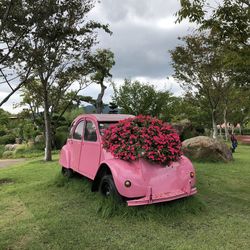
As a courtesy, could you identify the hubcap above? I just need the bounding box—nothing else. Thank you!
[102,182,111,196]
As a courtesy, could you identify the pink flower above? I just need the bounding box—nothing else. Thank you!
[102,115,182,164]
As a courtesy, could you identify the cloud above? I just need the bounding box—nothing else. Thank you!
[89,0,194,79]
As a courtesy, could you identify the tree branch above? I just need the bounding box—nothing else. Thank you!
[0,67,31,106]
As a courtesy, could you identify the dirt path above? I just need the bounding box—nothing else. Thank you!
[0,159,26,169]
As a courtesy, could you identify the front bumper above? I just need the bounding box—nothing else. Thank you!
[127,187,197,206]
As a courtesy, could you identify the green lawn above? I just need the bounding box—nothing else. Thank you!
[0,146,249,249]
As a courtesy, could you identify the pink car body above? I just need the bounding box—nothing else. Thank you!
[59,114,197,206]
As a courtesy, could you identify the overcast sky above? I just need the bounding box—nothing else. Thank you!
[0,0,194,113]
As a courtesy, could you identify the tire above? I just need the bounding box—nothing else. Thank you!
[99,175,122,201]
[61,167,74,178]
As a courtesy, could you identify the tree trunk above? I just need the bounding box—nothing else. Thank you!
[232,125,235,135]
[43,89,52,161]
[223,107,229,141]
[219,125,222,138]
[212,109,217,139]
[239,124,242,135]
[96,82,106,114]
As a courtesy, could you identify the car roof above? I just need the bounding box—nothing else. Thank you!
[75,114,134,122]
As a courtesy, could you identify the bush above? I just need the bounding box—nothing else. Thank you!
[242,128,250,135]
[102,115,182,165]
[0,134,16,145]
[56,126,69,133]
[14,144,27,155]
[2,150,14,158]
[0,145,5,158]
[0,129,6,136]
[55,131,68,149]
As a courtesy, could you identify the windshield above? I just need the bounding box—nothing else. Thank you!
[98,121,118,136]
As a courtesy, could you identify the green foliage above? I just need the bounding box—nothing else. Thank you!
[113,79,174,120]
[63,107,84,125]
[0,145,4,157]
[2,150,14,158]
[242,128,250,135]
[54,131,68,150]
[86,49,115,113]
[176,0,249,87]
[0,109,9,125]
[0,128,6,137]
[0,134,15,145]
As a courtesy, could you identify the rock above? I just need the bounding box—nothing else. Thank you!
[182,136,233,162]
[35,135,44,144]
[15,138,22,144]
[4,144,19,151]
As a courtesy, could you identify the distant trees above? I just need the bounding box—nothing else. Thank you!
[0,0,110,160]
[112,79,176,121]
[86,49,115,113]
[171,0,250,138]
[170,34,232,138]
[177,0,249,87]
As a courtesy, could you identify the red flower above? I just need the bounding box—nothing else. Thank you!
[102,115,182,165]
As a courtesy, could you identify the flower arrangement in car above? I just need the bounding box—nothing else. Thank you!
[102,115,182,165]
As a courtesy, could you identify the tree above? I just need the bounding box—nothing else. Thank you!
[0,0,44,105]
[0,108,9,126]
[108,102,118,114]
[112,79,174,120]
[86,49,115,113]
[170,34,232,138]
[19,77,91,148]
[176,0,250,87]
[0,0,110,160]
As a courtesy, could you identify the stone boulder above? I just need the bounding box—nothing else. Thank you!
[182,136,233,162]
[4,144,19,151]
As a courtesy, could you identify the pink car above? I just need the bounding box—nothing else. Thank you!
[59,114,197,206]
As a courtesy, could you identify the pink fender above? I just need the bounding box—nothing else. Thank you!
[59,143,71,168]
[99,159,148,198]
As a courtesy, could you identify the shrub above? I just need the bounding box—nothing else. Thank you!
[0,129,6,136]
[102,115,182,165]
[14,144,27,154]
[2,150,14,158]
[55,131,68,149]
[0,145,5,158]
[0,134,16,145]
[242,128,250,135]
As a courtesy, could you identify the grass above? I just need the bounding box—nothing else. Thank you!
[0,146,249,249]
[0,144,59,159]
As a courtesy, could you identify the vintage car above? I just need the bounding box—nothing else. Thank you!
[59,114,197,206]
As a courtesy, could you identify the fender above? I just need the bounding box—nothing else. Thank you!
[59,145,71,168]
[95,159,147,198]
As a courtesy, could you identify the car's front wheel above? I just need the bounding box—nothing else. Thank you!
[99,175,122,201]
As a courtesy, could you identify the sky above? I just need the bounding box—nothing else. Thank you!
[0,0,195,113]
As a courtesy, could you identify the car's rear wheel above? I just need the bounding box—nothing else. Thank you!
[61,167,74,178]
[99,175,122,201]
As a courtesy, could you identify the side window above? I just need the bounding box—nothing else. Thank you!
[68,121,75,138]
[73,121,84,140]
[84,120,97,142]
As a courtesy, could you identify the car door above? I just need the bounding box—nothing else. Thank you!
[78,119,101,179]
[70,119,85,172]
